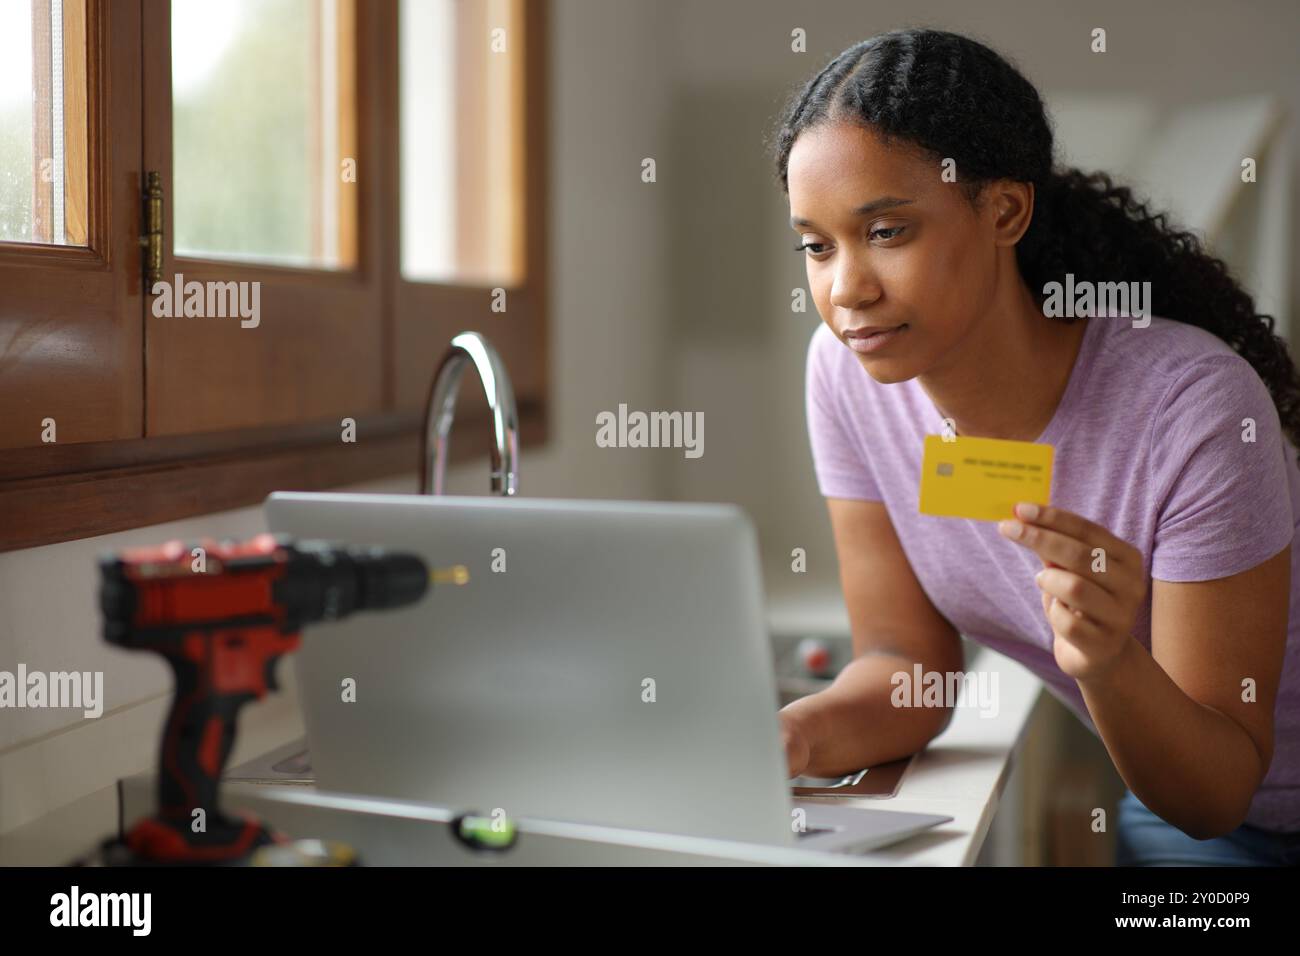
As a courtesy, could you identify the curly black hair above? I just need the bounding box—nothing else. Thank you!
[769,28,1300,463]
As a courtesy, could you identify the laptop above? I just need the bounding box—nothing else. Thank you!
[264,492,952,854]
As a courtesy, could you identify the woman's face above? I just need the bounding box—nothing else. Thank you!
[786,120,1017,383]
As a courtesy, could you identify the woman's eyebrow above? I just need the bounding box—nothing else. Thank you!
[790,196,915,228]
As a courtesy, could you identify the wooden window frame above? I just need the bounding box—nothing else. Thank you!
[0,0,551,553]
[29,0,90,247]
[142,0,386,438]
[386,0,548,416]
[0,0,140,451]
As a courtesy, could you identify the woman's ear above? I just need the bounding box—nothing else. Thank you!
[988,180,1035,247]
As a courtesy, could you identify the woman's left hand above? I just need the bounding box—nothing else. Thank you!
[997,502,1147,682]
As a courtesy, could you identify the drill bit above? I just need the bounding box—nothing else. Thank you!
[431,565,469,585]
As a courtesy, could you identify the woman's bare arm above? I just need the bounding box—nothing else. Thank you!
[780,498,966,776]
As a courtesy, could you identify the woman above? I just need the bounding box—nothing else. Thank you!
[770,28,1300,865]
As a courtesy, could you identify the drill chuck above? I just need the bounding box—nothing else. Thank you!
[279,542,429,627]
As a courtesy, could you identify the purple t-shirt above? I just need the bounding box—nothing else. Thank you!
[805,313,1300,833]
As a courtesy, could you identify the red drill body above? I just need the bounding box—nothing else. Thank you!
[98,533,429,864]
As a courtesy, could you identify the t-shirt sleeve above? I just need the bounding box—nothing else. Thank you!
[804,324,883,501]
[1149,354,1296,582]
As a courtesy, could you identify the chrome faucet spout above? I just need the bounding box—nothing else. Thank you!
[418,331,518,496]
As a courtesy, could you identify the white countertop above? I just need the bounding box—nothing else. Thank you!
[825,644,1042,865]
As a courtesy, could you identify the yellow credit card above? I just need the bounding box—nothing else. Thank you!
[918,434,1054,521]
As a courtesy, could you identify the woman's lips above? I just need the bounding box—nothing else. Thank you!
[845,324,908,354]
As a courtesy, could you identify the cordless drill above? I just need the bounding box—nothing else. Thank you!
[97,533,440,864]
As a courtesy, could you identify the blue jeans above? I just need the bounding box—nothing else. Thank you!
[1115,789,1300,866]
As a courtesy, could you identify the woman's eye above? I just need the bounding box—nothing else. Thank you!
[795,226,905,256]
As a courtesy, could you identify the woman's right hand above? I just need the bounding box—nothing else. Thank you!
[779,710,813,778]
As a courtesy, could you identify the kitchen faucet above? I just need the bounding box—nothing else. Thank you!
[418,331,519,496]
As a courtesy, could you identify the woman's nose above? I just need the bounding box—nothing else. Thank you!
[829,257,883,311]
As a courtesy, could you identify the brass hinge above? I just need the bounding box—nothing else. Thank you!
[140,170,163,288]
